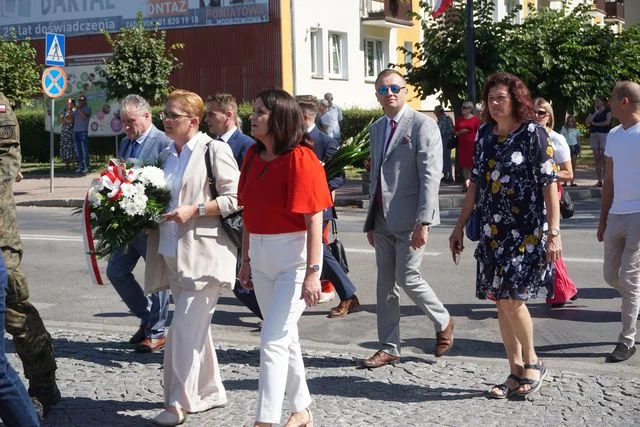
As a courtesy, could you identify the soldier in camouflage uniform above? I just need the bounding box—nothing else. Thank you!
[0,92,60,418]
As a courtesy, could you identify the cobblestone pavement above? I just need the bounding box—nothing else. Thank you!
[5,328,640,427]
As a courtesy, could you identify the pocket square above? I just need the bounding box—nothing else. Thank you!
[402,135,412,144]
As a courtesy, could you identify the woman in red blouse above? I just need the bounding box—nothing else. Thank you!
[238,89,332,427]
[455,100,481,191]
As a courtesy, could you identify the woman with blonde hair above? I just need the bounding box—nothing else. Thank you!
[534,98,578,307]
[145,89,241,425]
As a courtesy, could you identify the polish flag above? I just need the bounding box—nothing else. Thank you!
[432,0,454,18]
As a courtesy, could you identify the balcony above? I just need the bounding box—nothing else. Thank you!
[361,0,414,28]
[605,0,624,22]
[591,0,606,15]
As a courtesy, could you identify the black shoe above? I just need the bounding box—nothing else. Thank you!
[570,293,578,301]
[31,384,61,419]
[607,343,637,363]
[550,302,566,308]
[129,325,146,344]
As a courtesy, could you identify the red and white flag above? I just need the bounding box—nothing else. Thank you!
[432,0,453,18]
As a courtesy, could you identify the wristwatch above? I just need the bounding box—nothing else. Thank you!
[307,264,321,273]
[197,203,206,216]
[547,228,560,237]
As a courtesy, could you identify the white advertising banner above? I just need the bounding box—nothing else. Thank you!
[0,0,269,40]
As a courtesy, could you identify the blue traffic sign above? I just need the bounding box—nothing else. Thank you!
[45,33,65,67]
[41,67,67,99]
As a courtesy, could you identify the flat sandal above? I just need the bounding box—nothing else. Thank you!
[517,361,548,396]
[488,374,521,399]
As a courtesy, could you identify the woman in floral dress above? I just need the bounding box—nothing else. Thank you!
[59,97,76,169]
[449,73,562,399]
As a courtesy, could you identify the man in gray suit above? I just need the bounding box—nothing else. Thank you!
[362,69,454,368]
[106,94,171,353]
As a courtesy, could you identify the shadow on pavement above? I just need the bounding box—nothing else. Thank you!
[45,397,158,426]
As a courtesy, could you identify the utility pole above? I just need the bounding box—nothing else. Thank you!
[466,0,476,103]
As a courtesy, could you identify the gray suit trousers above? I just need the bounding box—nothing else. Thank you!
[374,210,450,356]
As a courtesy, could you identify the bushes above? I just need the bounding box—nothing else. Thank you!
[17,105,383,162]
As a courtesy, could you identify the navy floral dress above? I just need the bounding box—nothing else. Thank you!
[471,122,557,301]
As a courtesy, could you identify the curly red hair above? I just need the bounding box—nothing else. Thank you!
[481,72,535,124]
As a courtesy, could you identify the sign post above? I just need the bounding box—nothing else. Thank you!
[41,66,67,193]
[43,33,66,193]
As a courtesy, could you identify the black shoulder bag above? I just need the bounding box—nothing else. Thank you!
[204,144,246,248]
[328,218,349,273]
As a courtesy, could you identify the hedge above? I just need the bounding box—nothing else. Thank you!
[17,106,383,162]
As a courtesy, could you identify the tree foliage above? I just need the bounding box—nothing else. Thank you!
[102,12,184,103]
[403,0,640,127]
[0,32,41,107]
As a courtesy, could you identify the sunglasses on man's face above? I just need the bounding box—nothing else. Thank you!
[377,85,405,96]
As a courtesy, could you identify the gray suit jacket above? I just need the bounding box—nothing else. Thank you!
[363,107,442,234]
[118,125,172,165]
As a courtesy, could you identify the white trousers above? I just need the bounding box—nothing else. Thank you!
[249,231,313,424]
[162,256,227,413]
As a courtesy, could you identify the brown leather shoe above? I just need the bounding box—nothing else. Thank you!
[360,350,400,368]
[435,318,454,357]
[328,295,360,318]
[135,337,166,353]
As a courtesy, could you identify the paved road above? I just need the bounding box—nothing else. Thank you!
[8,202,640,426]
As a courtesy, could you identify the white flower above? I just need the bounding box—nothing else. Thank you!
[119,193,148,217]
[493,214,502,223]
[483,223,492,237]
[511,152,523,165]
[120,182,137,198]
[528,123,536,132]
[490,170,500,181]
[137,166,167,189]
[540,159,555,175]
[87,188,103,208]
[500,175,510,183]
[511,229,520,239]
[90,179,104,192]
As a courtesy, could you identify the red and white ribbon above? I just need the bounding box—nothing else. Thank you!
[82,190,104,285]
[432,0,453,17]
[101,159,134,201]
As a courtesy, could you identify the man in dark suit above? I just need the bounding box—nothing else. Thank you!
[106,94,172,353]
[297,95,360,318]
[205,93,262,321]
[361,69,453,368]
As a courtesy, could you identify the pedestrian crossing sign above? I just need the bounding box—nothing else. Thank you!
[45,33,65,67]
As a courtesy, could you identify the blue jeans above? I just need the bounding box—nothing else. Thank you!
[106,233,169,339]
[0,255,40,427]
[72,131,90,169]
[443,147,452,179]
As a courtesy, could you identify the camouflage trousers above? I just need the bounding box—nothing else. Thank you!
[2,248,57,397]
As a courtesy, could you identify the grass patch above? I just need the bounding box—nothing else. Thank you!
[21,155,112,177]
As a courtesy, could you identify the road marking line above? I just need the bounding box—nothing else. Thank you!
[21,234,82,242]
[564,257,603,264]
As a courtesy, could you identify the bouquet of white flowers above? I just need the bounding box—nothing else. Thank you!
[82,159,170,260]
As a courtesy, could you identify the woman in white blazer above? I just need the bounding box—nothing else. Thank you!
[144,89,240,426]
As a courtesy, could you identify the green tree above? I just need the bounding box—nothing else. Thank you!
[401,0,512,114]
[0,32,41,107]
[102,12,184,103]
[614,24,640,83]
[500,4,621,129]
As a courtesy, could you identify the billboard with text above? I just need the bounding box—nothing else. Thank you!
[0,0,269,40]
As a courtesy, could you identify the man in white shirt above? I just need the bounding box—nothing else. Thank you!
[324,92,344,140]
[597,80,640,363]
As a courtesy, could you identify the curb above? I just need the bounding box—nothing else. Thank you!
[15,187,601,210]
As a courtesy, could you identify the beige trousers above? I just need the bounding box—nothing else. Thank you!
[162,256,227,413]
[603,212,640,348]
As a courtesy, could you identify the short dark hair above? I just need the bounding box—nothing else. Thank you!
[295,94,319,115]
[255,89,313,155]
[481,72,535,124]
[207,93,238,117]
[374,68,406,87]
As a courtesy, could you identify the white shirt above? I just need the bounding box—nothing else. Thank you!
[158,132,200,257]
[549,129,570,164]
[217,126,238,143]
[605,122,640,214]
[327,104,343,139]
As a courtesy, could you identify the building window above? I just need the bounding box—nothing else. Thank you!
[403,41,413,66]
[328,32,347,78]
[364,38,384,78]
[310,28,323,77]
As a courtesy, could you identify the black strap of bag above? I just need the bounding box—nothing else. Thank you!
[328,219,349,273]
[204,143,253,248]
